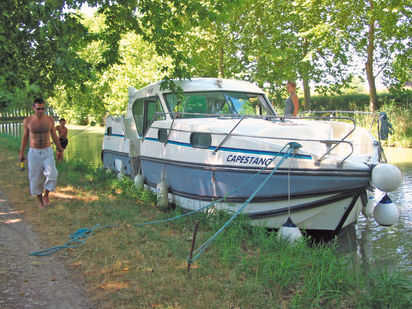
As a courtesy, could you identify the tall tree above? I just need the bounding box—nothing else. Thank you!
[351,0,411,111]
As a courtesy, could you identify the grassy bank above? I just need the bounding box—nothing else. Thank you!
[1,134,411,308]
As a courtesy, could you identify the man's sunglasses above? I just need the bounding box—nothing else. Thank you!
[35,107,45,110]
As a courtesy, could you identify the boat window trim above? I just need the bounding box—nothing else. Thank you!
[162,91,276,118]
[132,95,164,138]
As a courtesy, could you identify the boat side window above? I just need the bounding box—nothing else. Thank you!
[165,92,231,117]
[158,128,168,143]
[190,133,212,149]
[132,96,165,137]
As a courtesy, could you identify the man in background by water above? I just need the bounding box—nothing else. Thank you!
[19,98,65,208]
[56,118,68,163]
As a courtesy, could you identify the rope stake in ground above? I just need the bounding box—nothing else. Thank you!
[29,142,301,259]
[187,221,200,272]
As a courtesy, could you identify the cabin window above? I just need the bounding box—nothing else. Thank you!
[190,133,211,149]
[132,96,165,136]
[164,91,272,118]
[106,126,112,136]
[158,128,168,143]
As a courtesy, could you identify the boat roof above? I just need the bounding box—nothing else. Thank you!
[129,78,265,99]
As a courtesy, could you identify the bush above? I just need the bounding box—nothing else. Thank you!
[306,92,412,112]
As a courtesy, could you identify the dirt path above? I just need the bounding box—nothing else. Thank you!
[0,189,92,309]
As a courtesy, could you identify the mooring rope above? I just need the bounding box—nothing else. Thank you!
[29,225,112,256]
[29,142,301,257]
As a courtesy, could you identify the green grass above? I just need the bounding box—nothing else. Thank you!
[1,133,411,308]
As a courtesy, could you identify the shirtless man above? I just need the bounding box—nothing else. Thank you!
[19,98,65,208]
[55,118,68,162]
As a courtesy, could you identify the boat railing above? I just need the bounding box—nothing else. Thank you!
[301,110,379,134]
[146,111,360,165]
[301,110,383,161]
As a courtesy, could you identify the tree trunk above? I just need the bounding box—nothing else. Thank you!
[366,0,378,112]
[302,78,312,110]
[218,46,224,78]
[301,39,312,110]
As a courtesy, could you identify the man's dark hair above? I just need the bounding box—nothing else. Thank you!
[59,118,66,122]
[33,98,45,105]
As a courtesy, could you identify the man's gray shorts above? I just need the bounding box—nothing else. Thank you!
[28,147,58,196]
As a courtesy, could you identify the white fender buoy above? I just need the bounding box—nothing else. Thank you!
[278,217,302,243]
[114,159,123,172]
[373,194,399,226]
[117,168,124,180]
[115,159,124,180]
[362,191,374,217]
[372,163,402,192]
[156,181,169,209]
[134,174,144,191]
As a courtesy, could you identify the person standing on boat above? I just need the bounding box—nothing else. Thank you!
[56,118,68,163]
[284,81,299,117]
[19,98,64,208]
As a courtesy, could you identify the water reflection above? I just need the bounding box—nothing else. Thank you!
[0,122,104,167]
[63,125,104,167]
[338,163,412,278]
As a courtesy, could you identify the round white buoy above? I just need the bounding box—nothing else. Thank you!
[278,217,302,243]
[114,159,123,172]
[372,163,402,192]
[373,194,399,226]
[156,181,169,209]
[134,174,144,191]
[362,191,374,217]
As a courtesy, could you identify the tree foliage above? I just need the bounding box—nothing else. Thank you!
[0,0,91,111]
[348,0,412,110]
[0,0,410,117]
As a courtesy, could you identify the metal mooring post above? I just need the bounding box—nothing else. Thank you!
[187,221,199,272]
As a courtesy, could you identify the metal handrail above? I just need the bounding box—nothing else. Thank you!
[141,111,358,165]
[213,114,247,154]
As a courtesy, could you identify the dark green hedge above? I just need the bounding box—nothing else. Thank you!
[305,92,412,111]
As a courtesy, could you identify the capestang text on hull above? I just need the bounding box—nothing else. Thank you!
[101,78,402,239]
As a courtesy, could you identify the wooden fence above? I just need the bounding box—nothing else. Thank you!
[0,108,58,122]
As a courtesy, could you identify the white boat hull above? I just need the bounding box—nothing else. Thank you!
[101,78,381,239]
[168,192,363,236]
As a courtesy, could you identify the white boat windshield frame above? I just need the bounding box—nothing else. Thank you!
[162,91,276,118]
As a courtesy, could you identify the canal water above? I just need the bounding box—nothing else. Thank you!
[1,123,411,277]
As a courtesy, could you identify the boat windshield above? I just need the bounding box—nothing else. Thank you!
[163,91,274,118]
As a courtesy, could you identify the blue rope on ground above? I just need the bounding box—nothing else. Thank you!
[29,224,112,256]
[29,142,301,257]
[187,142,301,265]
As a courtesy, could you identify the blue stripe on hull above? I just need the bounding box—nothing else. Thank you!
[141,157,370,202]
